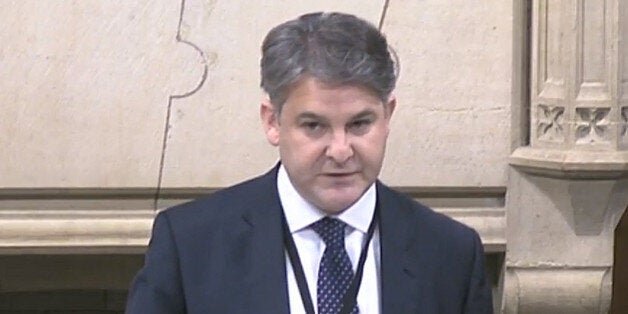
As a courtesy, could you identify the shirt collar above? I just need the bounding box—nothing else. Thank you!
[277,164,376,234]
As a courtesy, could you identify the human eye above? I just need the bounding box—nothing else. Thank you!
[348,118,373,135]
[302,121,321,130]
[300,120,326,137]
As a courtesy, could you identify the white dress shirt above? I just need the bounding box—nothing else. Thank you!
[278,165,381,314]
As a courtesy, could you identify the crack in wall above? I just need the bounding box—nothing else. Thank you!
[154,0,209,210]
[378,0,390,30]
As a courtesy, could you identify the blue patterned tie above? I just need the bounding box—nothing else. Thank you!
[311,217,359,314]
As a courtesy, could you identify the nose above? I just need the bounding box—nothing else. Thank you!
[325,130,353,163]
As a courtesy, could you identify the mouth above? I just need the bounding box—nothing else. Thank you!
[323,172,358,177]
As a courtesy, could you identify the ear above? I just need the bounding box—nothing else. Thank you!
[260,98,280,146]
[384,96,396,135]
[384,95,396,120]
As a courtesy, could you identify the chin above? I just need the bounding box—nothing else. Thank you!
[319,204,352,215]
[318,195,361,214]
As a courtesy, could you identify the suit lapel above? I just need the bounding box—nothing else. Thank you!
[232,171,433,313]
[239,166,291,314]
[378,183,428,313]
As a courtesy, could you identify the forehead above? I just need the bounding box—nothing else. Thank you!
[281,77,382,112]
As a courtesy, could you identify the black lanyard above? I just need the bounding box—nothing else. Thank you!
[281,200,380,314]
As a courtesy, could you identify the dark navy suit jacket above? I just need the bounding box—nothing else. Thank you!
[126,166,493,313]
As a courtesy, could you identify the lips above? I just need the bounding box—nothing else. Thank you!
[323,172,358,177]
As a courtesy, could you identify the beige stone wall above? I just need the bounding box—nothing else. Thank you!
[382,0,512,187]
[0,0,513,189]
[0,0,516,312]
[0,1,204,188]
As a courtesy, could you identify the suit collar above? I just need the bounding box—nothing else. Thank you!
[377,182,423,313]
[240,164,291,314]
[276,164,324,232]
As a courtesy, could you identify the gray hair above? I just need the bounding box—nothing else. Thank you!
[260,12,398,113]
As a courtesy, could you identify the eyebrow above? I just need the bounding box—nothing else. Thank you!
[351,110,377,120]
[296,109,377,122]
[296,112,325,121]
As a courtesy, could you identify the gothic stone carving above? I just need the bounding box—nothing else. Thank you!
[537,104,565,142]
[575,107,611,144]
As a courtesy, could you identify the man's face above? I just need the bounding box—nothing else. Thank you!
[261,77,395,214]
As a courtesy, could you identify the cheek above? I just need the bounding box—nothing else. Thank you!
[359,134,388,164]
[360,131,387,151]
[280,139,323,166]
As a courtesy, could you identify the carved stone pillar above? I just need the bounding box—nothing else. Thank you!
[505,0,628,313]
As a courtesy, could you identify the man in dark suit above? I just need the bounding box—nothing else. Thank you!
[126,12,493,314]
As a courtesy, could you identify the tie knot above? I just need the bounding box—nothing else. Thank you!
[311,217,347,248]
